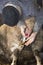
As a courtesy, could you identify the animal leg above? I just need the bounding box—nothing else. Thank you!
[11,54,17,65]
[33,50,41,65]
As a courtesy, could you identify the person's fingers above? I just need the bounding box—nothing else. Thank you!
[25,39,33,46]
[24,33,36,46]
[25,37,34,46]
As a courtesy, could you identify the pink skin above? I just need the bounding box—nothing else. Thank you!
[25,32,37,46]
[24,27,37,46]
[24,27,32,38]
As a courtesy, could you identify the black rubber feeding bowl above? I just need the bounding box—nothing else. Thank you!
[2,6,20,26]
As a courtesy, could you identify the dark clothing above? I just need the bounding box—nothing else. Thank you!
[37,0,42,7]
[2,6,20,26]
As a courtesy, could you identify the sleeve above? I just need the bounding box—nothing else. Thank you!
[33,20,43,33]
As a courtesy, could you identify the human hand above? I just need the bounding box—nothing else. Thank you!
[25,32,37,46]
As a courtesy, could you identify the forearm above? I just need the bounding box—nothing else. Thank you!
[33,21,42,33]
